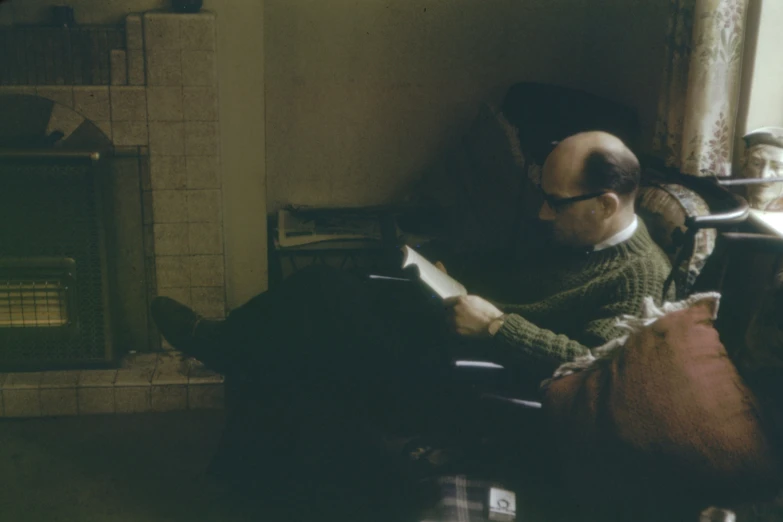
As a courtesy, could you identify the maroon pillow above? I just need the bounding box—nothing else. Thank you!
[543,300,782,506]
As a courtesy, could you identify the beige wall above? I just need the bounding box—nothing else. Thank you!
[0,0,268,306]
[265,0,670,211]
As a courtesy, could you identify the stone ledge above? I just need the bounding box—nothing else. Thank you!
[0,351,224,418]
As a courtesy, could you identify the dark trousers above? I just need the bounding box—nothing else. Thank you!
[208,265,552,495]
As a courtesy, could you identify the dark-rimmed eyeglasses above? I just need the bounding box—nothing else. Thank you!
[541,189,607,210]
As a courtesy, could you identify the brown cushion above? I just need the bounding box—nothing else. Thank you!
[542,298,782,506]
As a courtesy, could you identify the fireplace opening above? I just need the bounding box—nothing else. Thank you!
[0,153,114,370]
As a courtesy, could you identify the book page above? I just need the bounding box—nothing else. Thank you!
[401,245,467,299]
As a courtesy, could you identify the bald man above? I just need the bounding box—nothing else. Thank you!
[444,131,670,379]
[150,131,671,484]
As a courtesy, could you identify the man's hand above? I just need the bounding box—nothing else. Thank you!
[443,295,504,338]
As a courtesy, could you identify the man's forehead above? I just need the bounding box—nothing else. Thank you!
[542,156,584,193]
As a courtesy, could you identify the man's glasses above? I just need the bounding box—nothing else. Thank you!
[540,189,607,210]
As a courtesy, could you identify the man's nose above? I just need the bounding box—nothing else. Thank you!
[539,201,556,221]
[761,164,776,179]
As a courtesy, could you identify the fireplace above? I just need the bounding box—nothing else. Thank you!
[0,10,227,372]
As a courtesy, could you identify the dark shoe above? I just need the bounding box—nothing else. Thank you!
[150,296,223,362]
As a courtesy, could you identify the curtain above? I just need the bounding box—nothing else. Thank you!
[653,0,749,176]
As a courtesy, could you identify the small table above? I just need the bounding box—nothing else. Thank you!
[268,206,414,287]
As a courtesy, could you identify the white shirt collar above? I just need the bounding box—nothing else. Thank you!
[593,215,638,251]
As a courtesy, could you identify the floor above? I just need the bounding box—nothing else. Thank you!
[0,410,284,522]
[3,409,783,522]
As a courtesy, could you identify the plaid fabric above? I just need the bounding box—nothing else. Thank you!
[419,475,515,522]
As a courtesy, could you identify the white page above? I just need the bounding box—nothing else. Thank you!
[401,245,467,299]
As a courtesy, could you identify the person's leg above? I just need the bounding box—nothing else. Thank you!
[152,264,460,463]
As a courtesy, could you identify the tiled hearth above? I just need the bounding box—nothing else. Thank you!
[0,353,224,418]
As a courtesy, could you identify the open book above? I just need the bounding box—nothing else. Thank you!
[401,245,467,299]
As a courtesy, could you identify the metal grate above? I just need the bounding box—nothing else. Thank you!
[0,280,69,328]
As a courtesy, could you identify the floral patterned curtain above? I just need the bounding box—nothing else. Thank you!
[653,0,749,176]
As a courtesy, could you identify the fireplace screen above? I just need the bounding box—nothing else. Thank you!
[0,155,111,369]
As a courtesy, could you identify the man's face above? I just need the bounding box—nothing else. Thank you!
[743,144,783,209]
[538,158,605,247]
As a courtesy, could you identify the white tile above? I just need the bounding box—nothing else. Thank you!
[40,371,79,388]
[181,50,216,86]
[146,49,182,86]
[150,155,187,190]
[183,86,218,121]
[73,87,111,121]
[36,86,74,108]
[191,287,225,319]
[149,121,185,155]
[78,388,115,415]
[151,385,188,412]
[154,223,190,255]
[110,86,147,121]
[112,121,148,146]
[180,14,216,51]
[185,122,219,156]
[40,388,78,417]
[187,189,222,223]
[189,255,224,287]
[188,384,224,410]
[5,372,43,389]
[147,86,184,121]
[155,255,191,288]
[127,50,146,86]
[78,370,117,387]
[144,12,181,50]
[186,155,221,189]
[3,389,41,417]
[152,352,190,385]
[115,365,155,387]
[126,14,144,50]
[188,222,223,255]
[114,386,151,414]
[110,50,128,85]
[151,189,188,223]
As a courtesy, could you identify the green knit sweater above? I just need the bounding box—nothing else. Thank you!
[488,220,672,378]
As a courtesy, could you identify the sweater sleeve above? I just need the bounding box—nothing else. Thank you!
[492,275,646,375]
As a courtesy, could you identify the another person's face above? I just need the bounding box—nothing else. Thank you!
[744,144,783,209]
[538,157,605,247]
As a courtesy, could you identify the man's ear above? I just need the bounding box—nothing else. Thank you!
[599,192,620,218]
